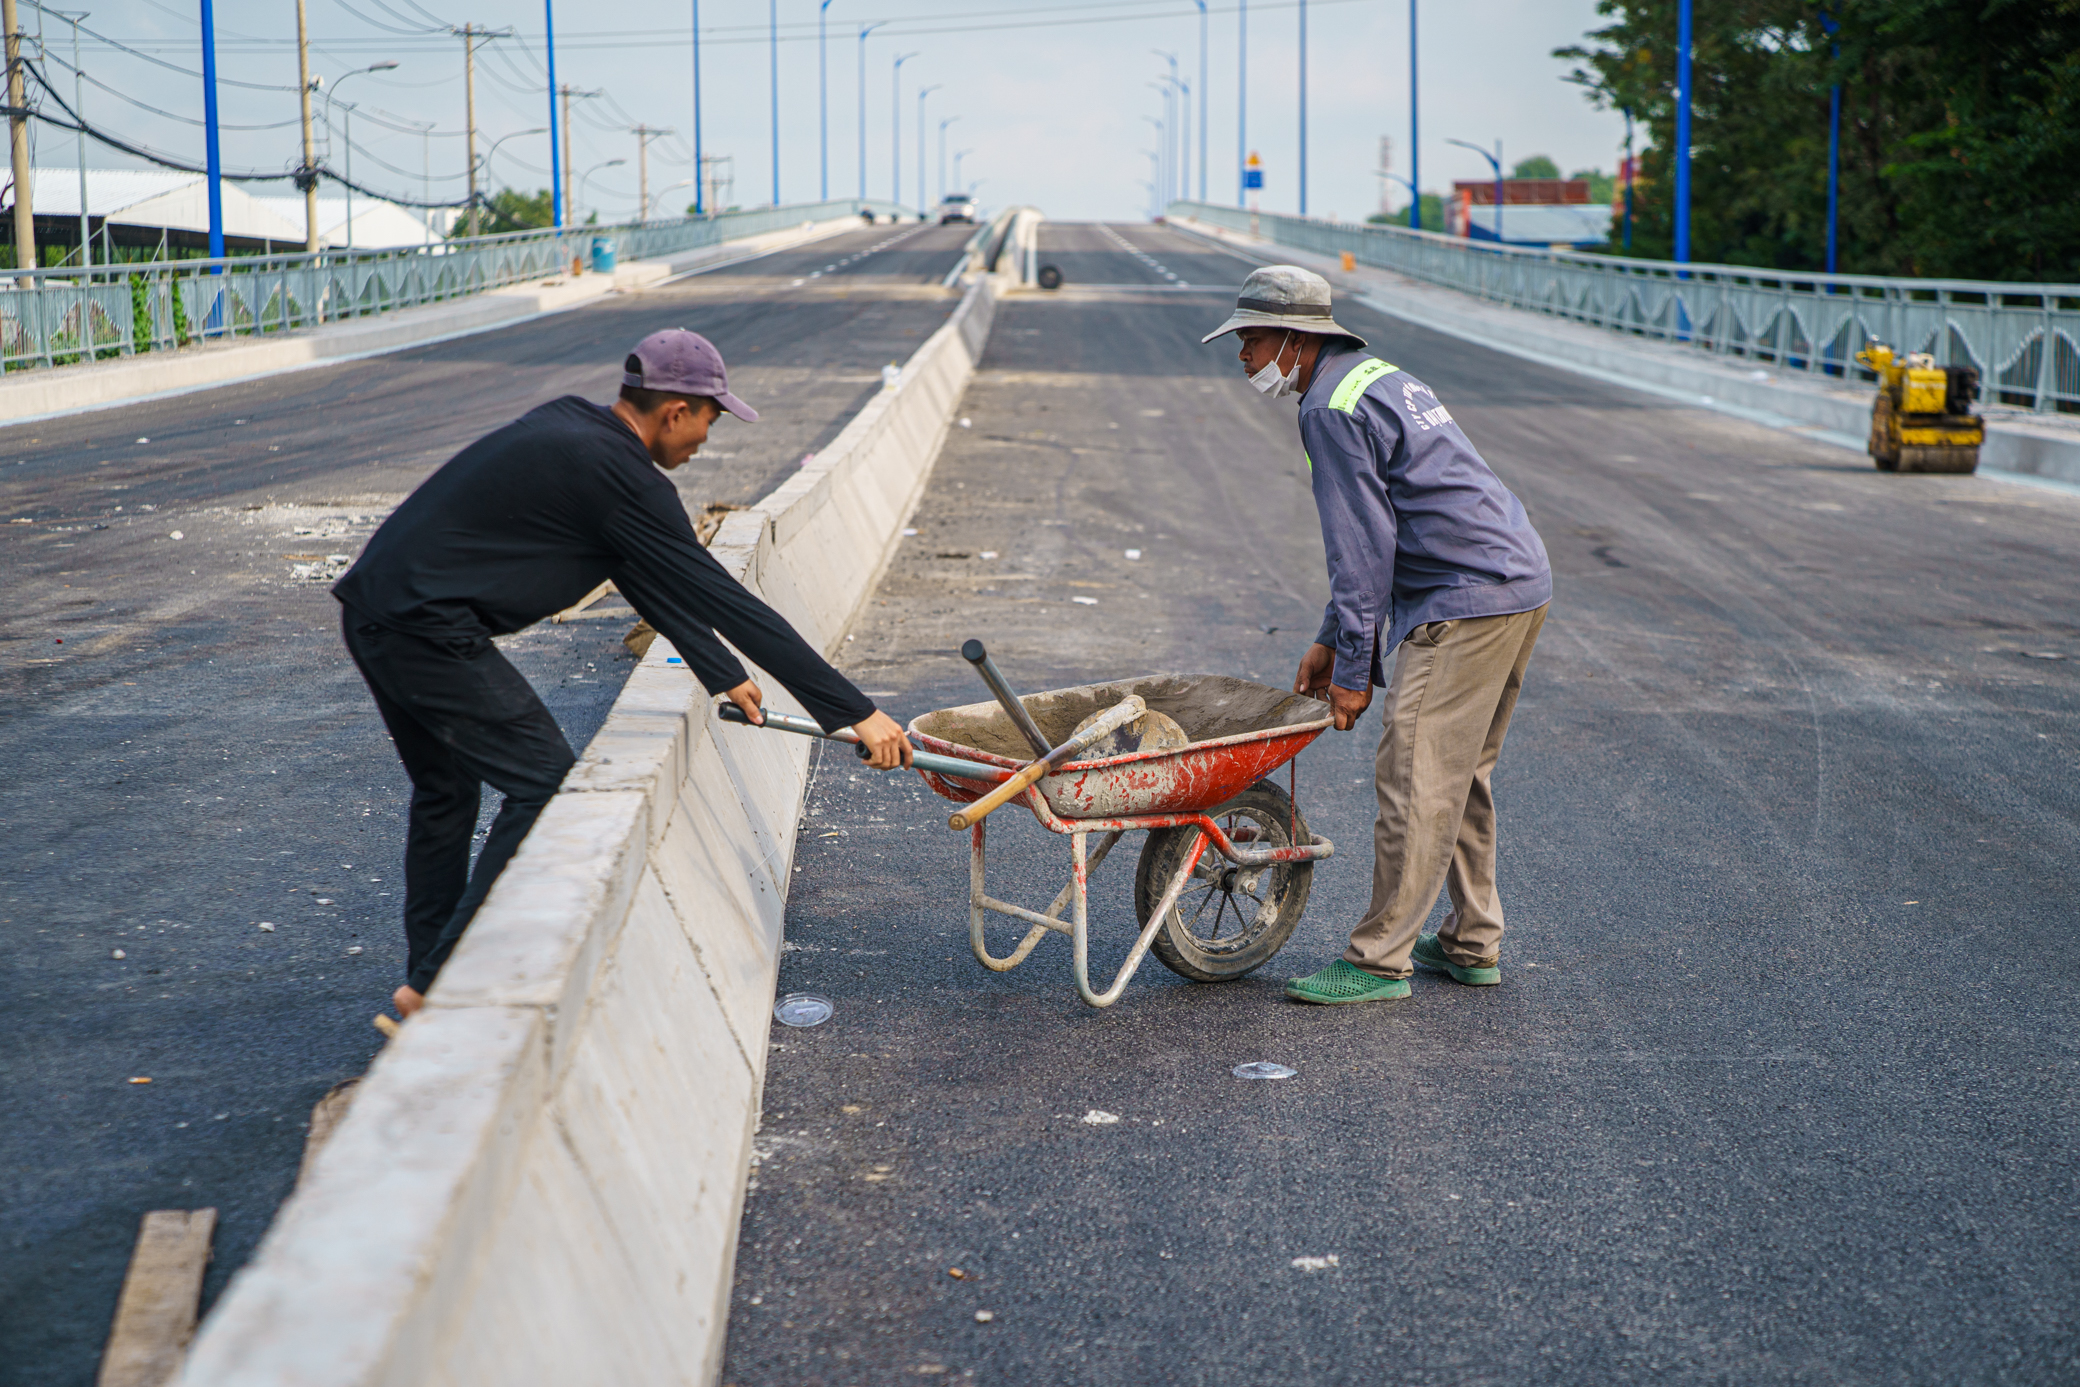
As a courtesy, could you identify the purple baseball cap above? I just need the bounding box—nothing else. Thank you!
[622,328,759,422]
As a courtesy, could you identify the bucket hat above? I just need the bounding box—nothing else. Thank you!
[1201,265,1365,347]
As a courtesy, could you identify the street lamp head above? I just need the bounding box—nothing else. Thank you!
[367,60,400,71]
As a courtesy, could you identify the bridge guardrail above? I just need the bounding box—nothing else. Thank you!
[0,199,904,375]
[1171,200,2080,415]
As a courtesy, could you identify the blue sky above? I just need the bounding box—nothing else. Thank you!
[54,0,1626,224]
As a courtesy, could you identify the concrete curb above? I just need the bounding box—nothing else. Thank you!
[0,215,868,426]
[175,273,1004,1386]
[1169,216,2080,488]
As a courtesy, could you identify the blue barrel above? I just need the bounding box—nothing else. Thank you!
[589,235,617,273]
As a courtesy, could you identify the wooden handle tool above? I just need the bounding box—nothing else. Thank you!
[947,695,1144,831]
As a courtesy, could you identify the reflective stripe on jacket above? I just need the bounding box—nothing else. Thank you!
[1299,347,1552,690]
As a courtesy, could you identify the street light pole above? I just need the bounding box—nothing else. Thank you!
[1153,51,1177,203]
[892,52,918,210]
[545,0,560,226]
[1445,136,1502,243]
[1622,106,1634,251]
[1195,0,1207,202]
[1819,8,1841,275]
[858,23,884,202]
[1235,0,1246,206]
[579,157,624,224]
[768,0,780,204]
[917,84,940,217]
[323,62,399,250]
[819,0,836,201]
[50,8,89,267]
[953,147,971,194]
[691,0,703,214]
[1144,114,1164,214]
[1408,0,1419,231]
[1148,83,1172,207]
[937,115,957,207]
[481,126,548,227]
[1674,0,1692,264]
[1297,0,1306,215]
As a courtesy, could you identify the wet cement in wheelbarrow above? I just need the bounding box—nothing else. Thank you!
[911,673,1326,761]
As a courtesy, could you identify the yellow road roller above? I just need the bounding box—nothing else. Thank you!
[1854,343,1983,474]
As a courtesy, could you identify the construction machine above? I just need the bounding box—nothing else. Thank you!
[1854,344,1983,474]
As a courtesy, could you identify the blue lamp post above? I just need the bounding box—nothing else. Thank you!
[1819,8,1840,275]
[1674,0,1692,264]
[1445,136,1502,243]
[1195,0,1207,201]
[1408,0,1419,231]
[200,0,224,259]
[691,0,704,214]
[858,22,884,202]
[768,0,780,205]
[819,1,835,201]
[1622,106,1634,250]
[1297,0,1307,216]
[546,0,561,226]
[1236,0,1246,205]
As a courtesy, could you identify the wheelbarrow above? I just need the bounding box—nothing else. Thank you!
[909,667,1336,1007]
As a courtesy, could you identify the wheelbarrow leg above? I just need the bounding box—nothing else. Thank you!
[1072,829,1210,1008]
[969,821,1127,971]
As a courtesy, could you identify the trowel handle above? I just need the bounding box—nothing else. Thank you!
[960,638,1054,757]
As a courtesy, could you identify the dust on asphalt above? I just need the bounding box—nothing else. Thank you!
[0,223,972,1385]
[722,224,2080,1385]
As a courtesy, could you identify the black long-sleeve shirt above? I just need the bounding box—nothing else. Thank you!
[333,396,876,733]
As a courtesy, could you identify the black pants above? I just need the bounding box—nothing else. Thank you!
[342,611,575,994]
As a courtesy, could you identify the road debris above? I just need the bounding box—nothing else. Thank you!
[974,1310,994,1323]
[111,949,126,959]
[1233,1062,1297,1080]
[1290,1255,1340,1272]
[774,993,834,1027]
[1072,596,1098,606]
[1081,1109,1120,1125]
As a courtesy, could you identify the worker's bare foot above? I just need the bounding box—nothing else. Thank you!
[393,984,425,1019]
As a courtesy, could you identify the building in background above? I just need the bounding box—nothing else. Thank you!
[16,169,455,261]
[1450,176,1612,248]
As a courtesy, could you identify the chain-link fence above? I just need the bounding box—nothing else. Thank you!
[1172,201,2080,413]
[0,199,903,373]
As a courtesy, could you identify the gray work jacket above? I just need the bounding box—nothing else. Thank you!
[1300,346,1552,689]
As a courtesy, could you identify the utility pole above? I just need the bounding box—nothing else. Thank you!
[452,26,514,237]
[460,25,480,237]
[631,124,673,221]
[560,85,598,226]
[294,0,318,252]
[199,0,222,260]
[545,0,560,226]
[2,0,30,272]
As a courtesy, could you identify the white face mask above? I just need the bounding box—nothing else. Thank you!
[1247,331,1303,399]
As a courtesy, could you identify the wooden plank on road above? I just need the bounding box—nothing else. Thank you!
[97,1208,216,1387]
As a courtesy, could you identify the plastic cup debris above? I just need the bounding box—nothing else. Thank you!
[881,363,903,388]
[1072,596,1099,606]
[168,531,183,540]
[974,1310,995,1323]
[258,922,276,932]
[774,993,834,1027]
[111,949,125,960]
[1081,1109,1120,1125]
[1233,1062,1297,1080]
[347,946,364,956]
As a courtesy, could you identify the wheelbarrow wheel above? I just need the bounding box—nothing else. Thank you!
[1135,782,1313,983]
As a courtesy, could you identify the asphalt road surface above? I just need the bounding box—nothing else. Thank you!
[723,222,2080,1384]
[0,221,973,1385]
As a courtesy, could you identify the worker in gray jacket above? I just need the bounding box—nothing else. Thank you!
[1203,266,1551,1005]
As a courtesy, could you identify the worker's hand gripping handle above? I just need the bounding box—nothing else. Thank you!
[947,695,1145,832]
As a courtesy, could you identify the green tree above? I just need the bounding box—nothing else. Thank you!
[1570,167,1617,203]
[1511,154,1561,179]
[1370,192,1446,233]
[475,187,554,235]
[1555,0,2080,280]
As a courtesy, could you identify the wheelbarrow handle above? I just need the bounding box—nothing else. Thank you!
[715,703,1009,783]
[947,695,1145,832]
[961,638,1054,758]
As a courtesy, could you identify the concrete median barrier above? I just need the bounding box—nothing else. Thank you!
[174,269,1006,1387]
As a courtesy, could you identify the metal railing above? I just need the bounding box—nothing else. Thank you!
[1171,200,2080,413]
[0,199,906,374]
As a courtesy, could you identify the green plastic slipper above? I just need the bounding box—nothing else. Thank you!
[1412,933,1500,986]
[1284,958,1411,1005]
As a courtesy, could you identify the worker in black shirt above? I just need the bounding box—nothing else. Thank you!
[334,328,910,1019]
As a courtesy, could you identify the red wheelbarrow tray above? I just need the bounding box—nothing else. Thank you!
[908,673,1333,821]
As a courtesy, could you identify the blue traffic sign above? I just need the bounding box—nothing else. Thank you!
[1244,169,1264,190]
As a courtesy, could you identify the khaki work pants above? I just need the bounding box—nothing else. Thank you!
[1344,603,1548,979]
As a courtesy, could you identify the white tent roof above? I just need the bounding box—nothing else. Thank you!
[21,168,446,249]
